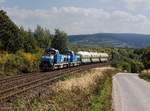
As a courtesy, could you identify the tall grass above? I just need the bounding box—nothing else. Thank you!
[12,96,50,111]
[49,67,117,111]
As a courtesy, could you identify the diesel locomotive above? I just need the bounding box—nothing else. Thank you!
[40,48,109,71]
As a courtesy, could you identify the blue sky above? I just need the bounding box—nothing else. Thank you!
[1,0,117,9]
[1,0,150,34]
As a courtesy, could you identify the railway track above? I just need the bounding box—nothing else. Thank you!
[0,70,65,91]
[0,63,108,102]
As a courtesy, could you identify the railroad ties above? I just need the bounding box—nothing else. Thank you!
[0,63,108,102]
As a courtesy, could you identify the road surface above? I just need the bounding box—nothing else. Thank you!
[113,73,150,111]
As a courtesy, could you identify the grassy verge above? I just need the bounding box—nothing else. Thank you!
[11,67,118,111]
[90,76,112,111]
[48,68,117,111]
[12,96,50,111]
[139,70,150,81]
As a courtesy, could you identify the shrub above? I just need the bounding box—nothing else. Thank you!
[130,60,144,73]
[19,52,38,73]
[139,70,150,81]
[0,50,43,76]
[117,61,131,72]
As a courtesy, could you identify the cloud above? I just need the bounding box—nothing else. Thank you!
[3,6,150,34]
[0,0,5,3]
[98,0,150,11]
[115,0,150,10]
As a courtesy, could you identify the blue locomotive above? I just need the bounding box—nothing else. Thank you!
[40,48,81,71]
[40,48,109,71]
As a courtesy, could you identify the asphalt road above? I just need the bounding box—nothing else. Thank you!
[113,73,150,111]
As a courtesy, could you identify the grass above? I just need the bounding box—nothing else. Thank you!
[90,76,112,111]
[12,96,51,111]
[11,67,118,111]
[139,70,150,81]
[49,67,117,111]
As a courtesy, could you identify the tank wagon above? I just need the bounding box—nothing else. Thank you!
[77,51,109,64]
[40,48,109,71]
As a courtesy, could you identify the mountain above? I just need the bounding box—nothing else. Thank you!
[69,33,150,48]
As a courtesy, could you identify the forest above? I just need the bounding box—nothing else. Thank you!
[0,10,150,76]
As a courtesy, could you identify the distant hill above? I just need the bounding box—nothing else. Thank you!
[69,33,150,48]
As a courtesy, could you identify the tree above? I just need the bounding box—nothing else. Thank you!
[141,48,150,69]
[19,27,37,52]
[34,25,53,49]
[111,48,122,67]
[51,29,68,53]
[0,10,24,52]
[130,60,144,73]
[117,61,131,72]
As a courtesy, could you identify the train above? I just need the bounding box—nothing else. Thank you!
[39,48,109,71]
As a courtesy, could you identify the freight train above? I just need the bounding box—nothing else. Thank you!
[39,48,109,71]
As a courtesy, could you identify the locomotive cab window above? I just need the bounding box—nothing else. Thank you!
[45,49,57,56]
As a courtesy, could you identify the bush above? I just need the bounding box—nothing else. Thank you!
[4,54,23,75]
[117,61,131,72]
[139,70,150,81]
[0,50,43,76]
[141,48,150,69]
[17,52,38,73]
[130,60,144,73]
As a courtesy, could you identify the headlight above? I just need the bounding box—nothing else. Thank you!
[50,55,54,59]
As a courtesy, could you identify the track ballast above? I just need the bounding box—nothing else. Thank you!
[0,63,108,102]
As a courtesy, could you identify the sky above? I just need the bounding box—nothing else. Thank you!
[1,0,150,35]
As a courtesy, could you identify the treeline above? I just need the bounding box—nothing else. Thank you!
[111,48,150,73]
[0,10,68,75]
[0,10,68,53]
[71,45,150,73]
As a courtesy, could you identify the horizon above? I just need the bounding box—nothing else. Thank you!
[1,0,150,35]
[69,32,150,36]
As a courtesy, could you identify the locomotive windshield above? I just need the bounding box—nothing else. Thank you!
[44,48,57,56]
